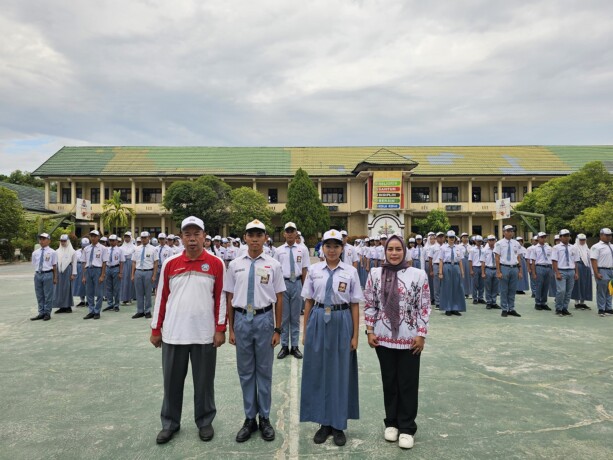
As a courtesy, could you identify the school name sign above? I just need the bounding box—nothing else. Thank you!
[371,172,404,209]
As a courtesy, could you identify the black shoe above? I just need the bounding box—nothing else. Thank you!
[93,314,100,319]
[145,312,152,319]
[102,306,114,312]
[478,299,487,304]
[492,304,502,309]
[472,300,478,304]
[236,418,258,442]
[445,311,452,316]
[76,301,86,307]
[114,307,120,312]
[542,304,552,311]
[517,291,526,295]
[83,313,95,319]
[55,308,66,314]
[535,304,543,310]
[65,307,72,313]
[604,310,613,315]
[290,347,303,359]
[332,428,346,446]
[501,311,508,317]
[277,347,290,359]
[451,311,462,316]
[122,301,129,305]
[582,305,591,310]
[30,314,44,321]
[156,427,179,444]
[508,310,521,317]
[562,310,572,316]
[43,314,51,321]
[486,304,492,310]
[199,424,214,442]
[132,312,145,319]
[598,310,606,317]
[259,416,275,441]
[556,310,564,316]
[313,425,332,444]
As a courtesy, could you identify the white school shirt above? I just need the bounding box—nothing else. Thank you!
[274,243,311,279]
[106,246,126,267]
[531,244,553,265]
[133,243,159,270]
[32,247,57,272]
[341,244,359,265]
[121,242,136,260]
[468,245,484,267]
[158,245,174,268]
[428,243,442,263]
[80,243,109,268]
[551,243,580,270]
[224,252,285,308]
[480,246,497,268]
[589,241,613,268]
[301,261,364,305]
[493,238,522,265]
[439,244,463,263]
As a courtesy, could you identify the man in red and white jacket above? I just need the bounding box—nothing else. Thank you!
[150,216,227,445]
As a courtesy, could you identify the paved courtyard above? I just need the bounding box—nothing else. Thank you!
[0,261,611,459]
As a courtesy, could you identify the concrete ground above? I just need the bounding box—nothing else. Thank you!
[0,261,612,460]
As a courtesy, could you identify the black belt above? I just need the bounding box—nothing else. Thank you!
[500,264,518,268]
[284,277,301,281]
[36,270,53,274]
[234,305,273,315]
[558,268,574,271]
[485,266,497,270]
[314,302,350,311]
[136,269,153,271]
[443,262,458,265]
[107,265,120,268]
[598,267,612,269]
[536,264,552,267]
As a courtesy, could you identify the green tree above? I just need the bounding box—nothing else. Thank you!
[162,175,231,234]
[413,209,450,235]
[229,187,274,235]
[0,170,45,188]
[571,199,613,236]
[283,168,330,245]
[516,161,613,234]
[0,187,26,260]
[101,190,135,234]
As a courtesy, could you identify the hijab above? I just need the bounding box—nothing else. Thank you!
[381,235,410,338]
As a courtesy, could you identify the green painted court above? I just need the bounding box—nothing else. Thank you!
[1,261,611,459]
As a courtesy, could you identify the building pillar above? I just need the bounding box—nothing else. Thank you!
[57,181,62,204]
[346,178,351,211]
[161,180,166,200]
[438,180,443,206]
[318,179,322,198]
[468,179,473,204]
[161,216,166,234]
[131,215,135,235]
[406,175,411,210]
[527,179,533,194]
[468,214,473,235]
[252,178,257,191]
[44,180,50,209]
[100,180,105,204]
[497,180,503,202]
[71,180,76,206]
[131,180,136,206]
[99,216,104,235]
[407,215,412,235]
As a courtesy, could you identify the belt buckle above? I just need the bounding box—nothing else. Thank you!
[246,304,254,322]
[290,275,296,282]
[324,306,332,323]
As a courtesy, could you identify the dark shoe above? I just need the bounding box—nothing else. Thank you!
[472,300,478,304]
[55,308,66,314]
[93,314,100,319]
[76,301,86,307]
[236,418,258,443]
[156,427,179,444]
[259,416,275,441]
[486,304,492,310]
[43,314,51,321]
[451,311,462,316]
[83,313,95,319]
[598,310,606,317]
[199,424,214,442]
[604,310,613,315]
[492,304,502,309]
[30,314,44,321]
[64,307,72,313]
[582,305,592,310]
[102,306,114,312]
[501,311,508,317]
[132,312,145,319]
[145,312,152,319]
[332,428,346,446]
[277,346,290,359]
[562,310,572,316]
[114,307,120,312]
[535,304,543,310]
[508,310,521,317]
[445,311,452,316]
[556,310,564,316]
[122,301,129,305]
[478,299,487,304]
[313,425,332,444]
[517,291,526,295]
[542,304,552,311]
[290,347,303,359]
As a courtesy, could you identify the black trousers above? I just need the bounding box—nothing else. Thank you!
[375,345,421,435]
[161,342,217,431]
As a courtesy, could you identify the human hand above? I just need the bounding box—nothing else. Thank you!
[229,330,236,346]
[213,331,225,348]
[367,333,379,348]
[412,336,425,355]
[150,334,162,348]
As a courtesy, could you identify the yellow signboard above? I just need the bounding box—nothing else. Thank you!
[371,171,403,209]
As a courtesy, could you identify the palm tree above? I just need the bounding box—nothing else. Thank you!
[101,191,135,234]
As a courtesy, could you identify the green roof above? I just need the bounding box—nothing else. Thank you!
[0,182,56,213]
[32,146,613,178]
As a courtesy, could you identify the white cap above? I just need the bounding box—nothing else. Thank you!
[89,230,100,236]
[173,235,180,240]
[577,233,587,240]
[297,231,302,236]
[532,235,538,240]
[447,230,456,238]
[181,216,204,231]
[554,234,560,239]
[380,234,388,239]
[374,235,381,241]
[108,234,118,240]
[81,237,89,246]
[123,231,132,237]
[415,234,423,240]
[322,229,343,242]
[246,219,266,231]
[409,237,416,243]
[151,238,158,245]
[503,225,514,231]
[136,237,142,242]
[559,229,571,236]
[487,235,496,240]
[158,233,167,239]
[59,234,69,241]
[475,235,483,241]
[222,238,228,243]
[340,230,348,236]
[364,237,370,242]
[600,228,612,235]
[167,234,175,240]
[537,232,548,237]
[436,232,445,237]
[284,222,297,230]
[516,236,523,241]
[213,235,221,241]
[427,232,435,236]
[460,232,468,237]
[140,231,150,238]
[205,235,212,240]
[100,236,108,242]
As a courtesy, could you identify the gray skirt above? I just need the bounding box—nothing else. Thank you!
[121,259,135,301]
[72,262,85,297]
[571,261,593,301]
[440,264,466,311]
[517,256,530,291]
[461,258,472,294]
[54,266,74,308]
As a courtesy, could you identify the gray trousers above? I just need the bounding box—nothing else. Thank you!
[499,265,519,312]
[161,342,217,431]
[554,269,575,311]
[596,268,613,312]
[484,268,499,305]
[535,265,553,305]
[134,270,153,313]
[106,266,121,308]
[235,309,274,419]
[85,267,104,314]
[281,279,301,347]
[34,272,54,315]
[432,263,440,305]
[472,270,484,301]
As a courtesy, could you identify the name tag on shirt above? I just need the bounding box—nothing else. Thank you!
[296,256,302,263]
[339,272,351,280]
[256,267,269,277]
[338,282,347,293]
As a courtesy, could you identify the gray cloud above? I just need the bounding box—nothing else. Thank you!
[1,0,612,174]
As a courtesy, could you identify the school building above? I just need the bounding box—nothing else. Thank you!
[32,146,613,240]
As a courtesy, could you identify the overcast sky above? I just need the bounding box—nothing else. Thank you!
[1,0,612,174]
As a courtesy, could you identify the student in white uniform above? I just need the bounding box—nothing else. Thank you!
[468,236,485,304]
[31,233,57,321]
[551,229,580,316]
[571,234,593,310]
[531,232,554,311]
[131,231,159,319]
[341,230,359,268]
[480,235,500,310]
[81,230,108,319]
[590,228,613,317]
[494,225,523,318]
[53,234,78,314]
[120,232,136,304]
[102,234,124,312]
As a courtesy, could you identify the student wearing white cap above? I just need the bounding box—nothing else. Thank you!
[73,238,89,306]
[154,233,173,293]
[102,235,125,312]
[225,219,285,443]
[212,236,225,259]
[31,233,58,321]
[459,233,472,298]
[590,228,613,317]
[274,222,310,360]
[424,233,436,303]
[438,231,466,316]
[409,235,425,271]
[428,232,445,309]
[515,237,529,295]
[531,232,554,311]
[468,236,486,304]
[551,229,580,316]
[53,234,78,314]
[480,235,500,309]
[571,234,593,310]
[300,229,364,447]
[526,235,539,298]
[494,225,523,317]
[204,235,214,255]
[340,230,359,269]
[120,231,136,304]
[80,230,108,319]
[131,231,159,319]
[150,216,227,445]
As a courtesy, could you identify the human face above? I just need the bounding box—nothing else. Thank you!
[560,235,571,245]
[123,236,131,243]
[39,237,50,248]
[504,229,514,240]
[323,240,342,263]
[488,239,495,248]
[385,239,404,265]
[141,236,150,246]
[284,227,297,244]
[109,239,117,247]
[245,230,266,253]
[448,236,456,246]
[436,235,444,244]
[89,234,100,245]
[158,238,166,246]
[204,239,211,248]
[181,226,205,257]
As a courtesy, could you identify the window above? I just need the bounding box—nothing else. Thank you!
[411,226,420,234]
[322,187,345,203]
[365,182,369,208]
[523,185,539,195]
[494,187,517,202]
[472,225,482,236]
[442,187,459,203]
[91,188,99,203]
[76,188,82,199]
[61,188,71,204]
[268,188,278,204]
[472,186,481,203]
[450,225,460,234]
[142,188,162,203]
[411,187,430,203]
[115,188,131,202]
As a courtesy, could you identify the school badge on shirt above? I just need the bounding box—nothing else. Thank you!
[201,263,210,272]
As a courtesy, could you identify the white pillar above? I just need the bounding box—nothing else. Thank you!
[252,178,257,191]
[131,180,136,206]
[44,180,50,208]
[438,180,443,206]
[71,180,76,206]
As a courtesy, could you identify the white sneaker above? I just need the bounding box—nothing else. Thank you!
[398,433,414,449]
[384,427,399,442]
